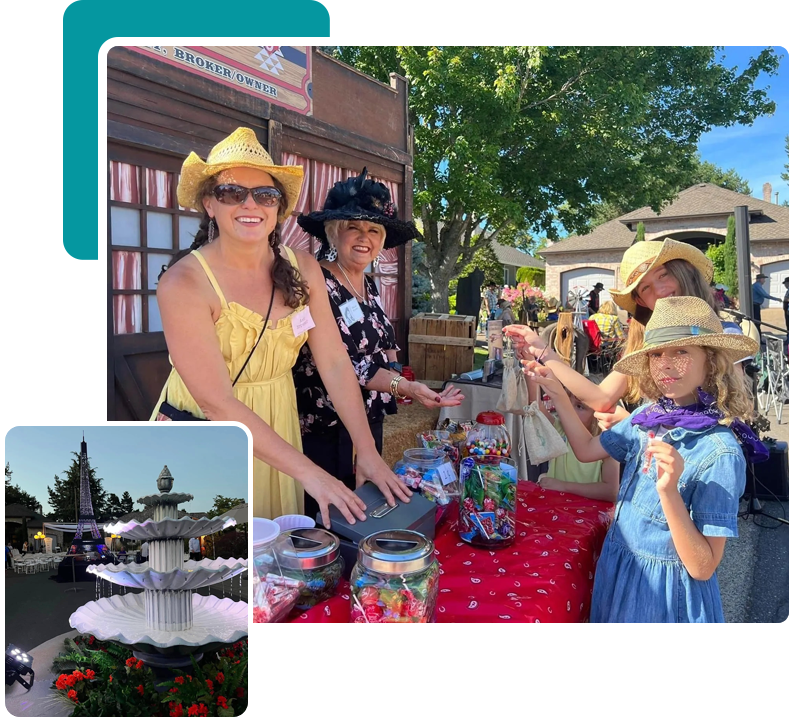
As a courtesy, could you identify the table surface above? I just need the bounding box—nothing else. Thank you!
[290,481,612,623]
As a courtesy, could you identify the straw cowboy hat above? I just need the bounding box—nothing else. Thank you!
[613,296,758,376]
[297,167,422,252]
[545,297,560,312]
[176,127,304,222]
[609,238,714,317]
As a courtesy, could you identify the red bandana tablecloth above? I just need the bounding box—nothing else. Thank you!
[289,482,613,623]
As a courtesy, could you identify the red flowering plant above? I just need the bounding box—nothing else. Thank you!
[51,635,247,717]
[161,640,248,718]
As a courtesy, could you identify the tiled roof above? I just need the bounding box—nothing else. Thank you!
[541,184,789,255]
[539,218,636,255]
[491,240,545,268]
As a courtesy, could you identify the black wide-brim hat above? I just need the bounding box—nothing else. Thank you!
[297,168,422,250]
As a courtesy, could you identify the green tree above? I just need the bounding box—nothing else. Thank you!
[47,451,108,523]
[705,242,726,282]
[328,46,778,312]
[461,243,503,286]
[782,135,789,184]
[635,222,646,242]
[5,462,40,510]
[516,266,545,287]
[105,493,125,519]
[687,155,752,194]
[207,496,246,517]
[723,215,738,299]
[411,241,433,313]
[120,491,135,515]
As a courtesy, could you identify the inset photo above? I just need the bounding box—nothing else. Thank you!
[5,425,249,717]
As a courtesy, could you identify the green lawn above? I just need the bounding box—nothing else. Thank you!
[473,347,487,370]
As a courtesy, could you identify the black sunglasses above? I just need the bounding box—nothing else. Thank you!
[212,184,282,207]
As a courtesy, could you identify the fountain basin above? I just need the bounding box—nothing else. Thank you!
[69,593,247,648]
[137,492,194,507]
[104,516,235,540]
[87,557,248,590]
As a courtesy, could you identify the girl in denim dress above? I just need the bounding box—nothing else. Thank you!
[525,297,765,622]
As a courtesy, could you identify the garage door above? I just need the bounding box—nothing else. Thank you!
[762,260,789,309]
[561,268,615,308]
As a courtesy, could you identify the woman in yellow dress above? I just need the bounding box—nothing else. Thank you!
[152,128,410,525]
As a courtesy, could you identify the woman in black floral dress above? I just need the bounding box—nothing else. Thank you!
[294,169,463,517]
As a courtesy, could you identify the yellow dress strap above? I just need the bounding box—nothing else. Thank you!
[280,243,299,273]
[191,249,228,308]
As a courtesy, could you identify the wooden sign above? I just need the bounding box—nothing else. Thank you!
[130,46,313,115]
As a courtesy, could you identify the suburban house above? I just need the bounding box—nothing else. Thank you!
[539,183,789,311]
[491,240,545,287]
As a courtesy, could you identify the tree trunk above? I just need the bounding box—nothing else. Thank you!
[430,265,458,313]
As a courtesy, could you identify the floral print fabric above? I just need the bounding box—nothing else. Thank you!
[293,267,399,433]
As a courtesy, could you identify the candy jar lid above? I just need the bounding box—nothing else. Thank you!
[275,528,340,570]
[358,530,434,574]
[403,448,447,466]
[252,517,281,554]
[476,411,505,426]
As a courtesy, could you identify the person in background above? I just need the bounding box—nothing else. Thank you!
[587,282,604,315]
[590,300,626,343]
[545,297,560,323]
[752,272,780,329]
[6,543,13,570]
[21,541,28,556]
[497,298,516,326]
[782,276,789,332]
[189,536,201,562]
[140,540,149,562]
[484,283,499,319]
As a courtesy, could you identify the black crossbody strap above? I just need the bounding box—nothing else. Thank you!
[232,282,277,387]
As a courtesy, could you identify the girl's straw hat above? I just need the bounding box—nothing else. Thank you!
[613,296,758,376]
[176,127,304,221]
[609,238,714,316]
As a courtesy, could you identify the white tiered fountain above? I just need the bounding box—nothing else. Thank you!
[69,466,248,667]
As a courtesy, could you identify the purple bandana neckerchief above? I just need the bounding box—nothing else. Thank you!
[630,389,769,464]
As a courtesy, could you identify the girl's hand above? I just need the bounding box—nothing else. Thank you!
[595,406,630,431]
[504,325,547,356]
[536,474,564,491]
[355,449,413,507]
[300,472,368,529]
[647,439,685,493]
[522,360,563,395]
[405,381,465,409]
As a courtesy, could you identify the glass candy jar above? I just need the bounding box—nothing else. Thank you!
[349,530,440,623]
[252,517,281,579]
[464,411,512,459]
[416,430,461,471]
[273,528,344,609]
[393,447,459,527]
[458,456,518,548]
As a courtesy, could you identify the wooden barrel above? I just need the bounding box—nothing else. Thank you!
[408,313,476,388]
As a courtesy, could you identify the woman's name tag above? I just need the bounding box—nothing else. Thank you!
[339,298,364,326]
[291,307,316,336]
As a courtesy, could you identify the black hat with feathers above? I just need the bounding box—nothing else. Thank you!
[297,168,421,255]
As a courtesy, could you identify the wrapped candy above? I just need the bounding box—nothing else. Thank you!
[349,531,440,623]
[458,457,517,548]
[393,448,460,527]
[252,570,304,623]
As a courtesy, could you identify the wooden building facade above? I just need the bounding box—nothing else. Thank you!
[107,46,413,420]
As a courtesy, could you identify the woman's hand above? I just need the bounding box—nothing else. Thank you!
[355,449,413,507]
[594,406,630,431]
[522,360,564,396]
[299,472,368,529]
[404,381,465,409]
[648,440,685,493]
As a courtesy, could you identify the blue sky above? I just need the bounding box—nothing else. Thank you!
[5,426,249,516]
[699,46,788,204]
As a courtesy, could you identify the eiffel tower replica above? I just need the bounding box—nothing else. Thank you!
[69,435,106,556]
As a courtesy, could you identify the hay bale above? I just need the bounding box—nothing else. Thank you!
[381,404,440,467]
